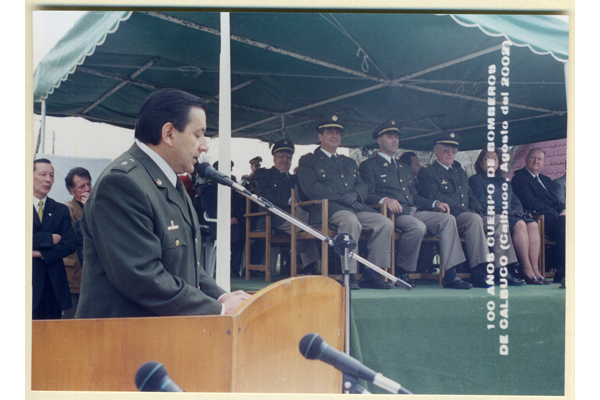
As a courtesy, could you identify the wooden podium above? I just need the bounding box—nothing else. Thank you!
[31,276,345,393]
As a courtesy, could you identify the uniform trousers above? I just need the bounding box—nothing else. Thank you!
[277,208,321,267]
[329,210,393,274]
[395,211,466,272]
[456,212,518,269]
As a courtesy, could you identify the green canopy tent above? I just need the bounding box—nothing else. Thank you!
[33,12,568,151]
[32,10,569,292]
[32,15,570,389]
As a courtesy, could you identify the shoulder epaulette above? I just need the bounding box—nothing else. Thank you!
[111,157,138,173]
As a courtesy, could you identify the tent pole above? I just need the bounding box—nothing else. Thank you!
[216,12,232,290]
[40,99,46,154]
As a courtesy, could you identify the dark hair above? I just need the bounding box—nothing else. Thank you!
[34,158,52,171]
[399,151,417,166]
[134,88,207,145]
[65,167,92,190]
[474,146,503,176]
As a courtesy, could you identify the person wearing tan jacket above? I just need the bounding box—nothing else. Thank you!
[62,167,92,318]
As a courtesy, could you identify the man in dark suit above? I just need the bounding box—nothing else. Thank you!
[359,120,471,289]
[418,133,523,287]
[511,148,566,282]
[32,159,76,319]
[297,115,394,289]
[76,88,250,318]
[254,139,320,274]
[398,151,422,185]
[62,167,92,319]
[200,161,246,277]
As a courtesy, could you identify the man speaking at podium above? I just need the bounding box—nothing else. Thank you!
[75,89,250,318]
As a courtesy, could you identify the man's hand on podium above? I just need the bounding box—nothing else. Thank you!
[220,290,252,314]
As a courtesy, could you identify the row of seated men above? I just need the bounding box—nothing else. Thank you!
[240,115,566,291]
[32,115,565,320]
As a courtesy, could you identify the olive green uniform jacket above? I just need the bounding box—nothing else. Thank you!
[76,143,226,318]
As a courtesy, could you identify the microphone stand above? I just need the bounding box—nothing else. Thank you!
[236,191,412,290]
[234,188,411,355]
[343,373,371,394]
[332,233,355,356]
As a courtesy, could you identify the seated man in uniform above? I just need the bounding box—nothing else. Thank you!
[398,151,422,184]
[417,133,524,287]
[359,120,471,289]
[253,139,320,274]
[297,115,394,290]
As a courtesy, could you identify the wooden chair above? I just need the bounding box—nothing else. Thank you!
[244,197,292,282]
[385,210,467,286]
[536,214,557,278]
[291,195,336,277]
[291,199,392,280]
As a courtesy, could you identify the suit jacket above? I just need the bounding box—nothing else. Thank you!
[359,154,435,214]
[297,147,376,225]
[32,197,76,311]
[254,166,297,228]
[553,174,566,205]
[76,143,226,319]
[417,160,481,217]
[511,168,565,216]
[63,198,83,293]
[468,172,526,215]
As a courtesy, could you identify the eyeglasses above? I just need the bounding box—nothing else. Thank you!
[441,147,458,154]
[275,153,293,161]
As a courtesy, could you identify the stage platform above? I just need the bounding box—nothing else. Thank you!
[232,276,566,396]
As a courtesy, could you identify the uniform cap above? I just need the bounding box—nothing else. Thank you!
[372,119,400,140]
[272,139,295,155]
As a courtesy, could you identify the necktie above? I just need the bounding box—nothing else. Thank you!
[392,158,398,169]
[536,175,548,191]
[176,178,190,203]
[38,200,44,222]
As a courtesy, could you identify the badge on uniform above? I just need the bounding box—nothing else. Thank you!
[441,180,448,184]
[168,220,179,231]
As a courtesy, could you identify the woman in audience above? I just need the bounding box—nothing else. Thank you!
[469,146,547,284]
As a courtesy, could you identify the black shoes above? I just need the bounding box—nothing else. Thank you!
[358,271,394,289]
[497,272,526,286]
[442,276,473,289]
[469,266,493,288]
[396,271,415,288]
[442,266,472,289]
[349,274,360,290]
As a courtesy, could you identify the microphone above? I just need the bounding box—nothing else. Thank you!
[196,162,252,195]
[135,361,184,392]
[299,333,412,394]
